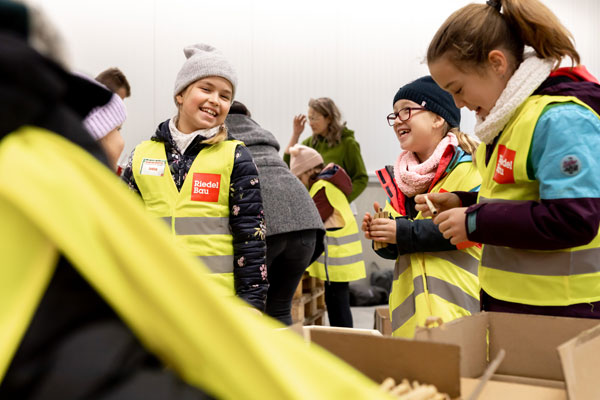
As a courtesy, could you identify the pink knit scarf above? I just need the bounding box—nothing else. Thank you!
[394,133,458,197]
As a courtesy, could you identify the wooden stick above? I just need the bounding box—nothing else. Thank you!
[424,195,438,216]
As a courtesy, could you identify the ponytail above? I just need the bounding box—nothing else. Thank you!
[450,127,480,156]
[501,0,579,67]
[427,0,579,71]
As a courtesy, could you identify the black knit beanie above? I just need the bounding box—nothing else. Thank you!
[393,76,461,128]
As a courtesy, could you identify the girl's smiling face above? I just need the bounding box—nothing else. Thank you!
[392,99,445,162]
[175,76,233,133]
[428,51,511,120]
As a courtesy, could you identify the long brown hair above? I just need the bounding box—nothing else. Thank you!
[308,97,345,147]
[427,0,579,71]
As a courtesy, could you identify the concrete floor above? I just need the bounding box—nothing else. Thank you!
[323,305,380,330]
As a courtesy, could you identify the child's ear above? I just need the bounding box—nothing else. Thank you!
[488,49,508,76]
[175,94,184,105]
[432,114,445,129]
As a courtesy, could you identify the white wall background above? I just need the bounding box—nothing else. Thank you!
[43,0,600,172]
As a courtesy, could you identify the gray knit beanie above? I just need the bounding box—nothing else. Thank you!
[173,43,237,101]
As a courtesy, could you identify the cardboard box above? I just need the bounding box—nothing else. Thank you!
[303,325,462,398]
[414,312,600,399]
[373,306,393,336]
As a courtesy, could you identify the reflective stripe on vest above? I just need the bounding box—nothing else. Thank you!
[132,139,240,275]
[387,159,482,338]
[391,274,480,332]
[307,179,366,282]
[475,95,600,306]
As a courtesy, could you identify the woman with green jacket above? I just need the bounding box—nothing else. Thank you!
[284,97,368,203]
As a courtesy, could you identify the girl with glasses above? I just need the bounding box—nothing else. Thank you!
[418,0,600,319]
[362,76,481,338]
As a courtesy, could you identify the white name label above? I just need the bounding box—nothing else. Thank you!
[140,158,166,176]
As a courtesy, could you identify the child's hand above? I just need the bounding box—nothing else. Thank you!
[434,207,468,245]
[415,192,461,217]
[361,212,373,238]
[361,201,381,239]
[369,209,397,244]
[292,114,306,137]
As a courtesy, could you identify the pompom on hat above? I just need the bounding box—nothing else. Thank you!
[173,43,237,101]
[393,75,461,128]
[289,144,324,176]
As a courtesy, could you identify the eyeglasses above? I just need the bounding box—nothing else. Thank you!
[386,107,426,126]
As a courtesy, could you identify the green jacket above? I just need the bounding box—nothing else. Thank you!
[285,127,368,202]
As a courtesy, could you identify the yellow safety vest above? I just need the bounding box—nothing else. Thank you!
[0,126,390,399]
[476,95,600,306]
[388,159,482,338]
[132,139,240,292]
[307,180,366,282]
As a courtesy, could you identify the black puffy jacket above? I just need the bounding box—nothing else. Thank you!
[121,120,268,310]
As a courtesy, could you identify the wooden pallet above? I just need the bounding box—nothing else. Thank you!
[291,272,326,325]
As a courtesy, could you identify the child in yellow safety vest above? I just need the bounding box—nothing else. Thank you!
[362,76,482,338]
[121,44,267,311]
[290,144,366,327]
[418,0,600,319]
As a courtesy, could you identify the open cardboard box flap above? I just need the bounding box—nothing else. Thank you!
[414,312,600,399]
[304,325,462,398]
[558,323,600,400]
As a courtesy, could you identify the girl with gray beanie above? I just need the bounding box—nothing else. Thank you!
[121,44,268,311]
[362,76,482,338]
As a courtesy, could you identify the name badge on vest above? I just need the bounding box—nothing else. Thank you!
[493,145,516,184]
[140,158,166,176]
[192,173,221,202]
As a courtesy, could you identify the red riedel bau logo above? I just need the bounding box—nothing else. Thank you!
[191,173,221,202]
[493,145,516,184]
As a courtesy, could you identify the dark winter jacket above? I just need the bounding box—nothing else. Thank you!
[226,114,325,263]
[0,32,211,399]
[284,127,368,202]
[374,146,472,260]
[121,120,267,310]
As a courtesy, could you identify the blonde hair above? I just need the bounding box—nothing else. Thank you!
[200,125,228,145]
[427,0,579,71]
[449,127,480,156]
[308,97,345,147]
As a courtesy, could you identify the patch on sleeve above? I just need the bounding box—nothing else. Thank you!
[560,155,581,176]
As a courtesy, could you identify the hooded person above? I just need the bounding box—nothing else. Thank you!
[226,102,325,325]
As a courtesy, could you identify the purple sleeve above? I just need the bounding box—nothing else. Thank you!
[454,191,478,207]
[467,198,600,250]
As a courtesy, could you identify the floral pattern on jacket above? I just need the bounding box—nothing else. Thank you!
[121,120,268,310]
